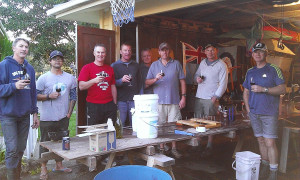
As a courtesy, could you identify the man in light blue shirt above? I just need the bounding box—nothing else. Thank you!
[146,42,186,158]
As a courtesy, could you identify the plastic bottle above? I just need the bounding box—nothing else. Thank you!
[115,110,123,139]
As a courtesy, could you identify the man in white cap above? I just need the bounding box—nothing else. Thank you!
[243,43,286,180]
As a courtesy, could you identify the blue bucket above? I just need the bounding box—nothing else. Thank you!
[94,165,172,180]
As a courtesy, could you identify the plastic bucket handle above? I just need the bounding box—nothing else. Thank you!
[232,159,256,173]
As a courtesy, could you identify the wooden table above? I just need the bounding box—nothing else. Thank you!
[40,119,251,174]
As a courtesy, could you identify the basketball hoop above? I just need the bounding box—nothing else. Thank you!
[110,0,135,27]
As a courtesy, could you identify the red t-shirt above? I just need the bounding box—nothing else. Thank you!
[78,63,115,104]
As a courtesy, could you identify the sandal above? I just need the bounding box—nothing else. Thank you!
[52,167,72,173]
[40,167,48,180]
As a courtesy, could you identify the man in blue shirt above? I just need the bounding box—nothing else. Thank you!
[243,43,286,180]
[146,42,186,158]
[0,38,39,180]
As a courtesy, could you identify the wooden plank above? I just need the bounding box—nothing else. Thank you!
[136,153,175,167]
[185,138,199,147]
[40,120,251,161]
[139,146,155,156]
[105,152,116,170]
[76,156,97,172]
[223,131,236,139]
[41,152,62,161]
[279,127,291,173]
[177,119,221,128]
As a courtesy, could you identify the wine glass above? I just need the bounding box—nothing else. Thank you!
[22,74,31,89]
[56,87,61,92]
[160,70,165,81]
[250,77,255,85]
[128,74,133,86]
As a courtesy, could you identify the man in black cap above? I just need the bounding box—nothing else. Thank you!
[194,44,228,157]
[36,50,77,179]
[243,43,285,180]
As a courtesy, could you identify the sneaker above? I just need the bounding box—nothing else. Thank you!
[267,170,277,180]
[171,149,182,159]
[101,157,117,167]
[259,163,269,180]
[201,147,212,158]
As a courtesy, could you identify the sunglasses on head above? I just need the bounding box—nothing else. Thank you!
[21,64,27,76]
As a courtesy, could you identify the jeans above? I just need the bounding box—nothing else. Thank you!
[117,101,135,126]
[0,115,30,169]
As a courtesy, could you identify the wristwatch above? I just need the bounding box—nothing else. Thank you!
[263,87,269,93]
[182,94,187,97]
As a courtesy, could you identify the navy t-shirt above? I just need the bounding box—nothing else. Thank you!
[243,63,285,115]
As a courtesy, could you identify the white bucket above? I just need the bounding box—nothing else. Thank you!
[133,94,159,114]
[136,112,158,139]
[232,151,261,180]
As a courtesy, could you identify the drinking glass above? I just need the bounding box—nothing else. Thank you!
[128,74,133,86]
[250,77,255,85]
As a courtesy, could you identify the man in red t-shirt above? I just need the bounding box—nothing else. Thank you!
[78,44,117,125]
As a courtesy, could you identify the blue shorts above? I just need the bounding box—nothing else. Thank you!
[249,112,278,139]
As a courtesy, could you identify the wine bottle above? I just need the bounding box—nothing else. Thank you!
[115,110,123,139]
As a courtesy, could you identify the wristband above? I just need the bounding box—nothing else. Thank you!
[46,94,50,100]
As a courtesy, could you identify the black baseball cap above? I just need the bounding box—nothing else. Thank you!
[49,50,64,60]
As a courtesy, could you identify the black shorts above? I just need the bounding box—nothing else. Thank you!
[87,101,117,125]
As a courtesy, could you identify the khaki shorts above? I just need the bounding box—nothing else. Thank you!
[194,98,217,118]
[158,104,182,125]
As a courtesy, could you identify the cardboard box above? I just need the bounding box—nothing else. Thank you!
[89,130,116,152]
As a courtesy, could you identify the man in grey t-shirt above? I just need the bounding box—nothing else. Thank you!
[36,50,77,179]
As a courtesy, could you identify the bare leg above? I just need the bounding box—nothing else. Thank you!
[257,137,269,161]
[40,162,48,180]
[264,138,278,165]
[172,141,176,149]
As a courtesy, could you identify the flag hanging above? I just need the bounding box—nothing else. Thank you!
[181,41,207,84]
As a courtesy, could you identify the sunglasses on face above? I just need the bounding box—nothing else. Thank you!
[21,64,27,76]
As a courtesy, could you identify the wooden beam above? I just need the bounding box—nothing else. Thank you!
[76,156,97,172]
[185,138,199,147]
[41,152,62,161]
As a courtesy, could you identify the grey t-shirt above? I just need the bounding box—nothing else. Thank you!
[36,71,77,121]
[146,59,185,105]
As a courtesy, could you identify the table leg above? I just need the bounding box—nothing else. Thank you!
[232,131,245,158]
[279,127,290,173]
[127,151,135,165]
[105,152,116,170]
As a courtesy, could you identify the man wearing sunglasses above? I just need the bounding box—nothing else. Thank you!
[0,38,39,180]
[36,50,77,179]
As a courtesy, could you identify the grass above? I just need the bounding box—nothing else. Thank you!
[68,112,76,137]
